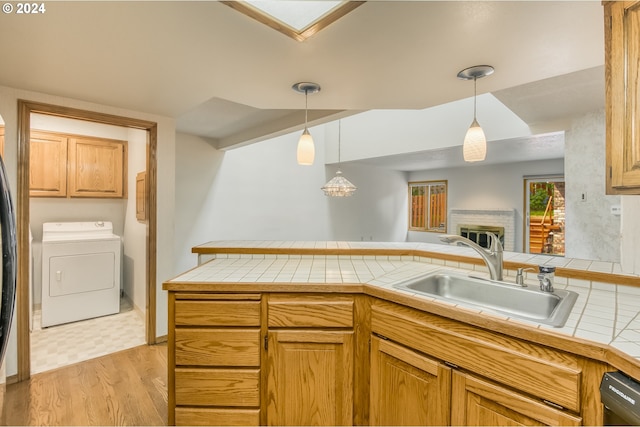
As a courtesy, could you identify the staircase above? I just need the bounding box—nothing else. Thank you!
[529,216,560,253]
[529,197,561,254]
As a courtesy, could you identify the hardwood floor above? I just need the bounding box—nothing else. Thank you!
[5,344,168,426]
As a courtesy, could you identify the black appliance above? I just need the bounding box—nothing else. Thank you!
[601,371,640,425]
[0,153,16,363]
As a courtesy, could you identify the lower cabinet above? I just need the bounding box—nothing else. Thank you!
[370,335,451,426]
[451,370,582,426]
[266,330,354,426]
[167,290,607,426]
[265,294,357,426]
[168,293,262,426]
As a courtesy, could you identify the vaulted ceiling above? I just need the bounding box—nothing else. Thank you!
[0,1,604,164]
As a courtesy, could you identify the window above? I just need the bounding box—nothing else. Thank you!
[409,181,447,232]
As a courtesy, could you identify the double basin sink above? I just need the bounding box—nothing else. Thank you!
[393,270,578,327]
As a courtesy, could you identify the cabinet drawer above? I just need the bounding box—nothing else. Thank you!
[175,329,260,366]
[175,368,260,406]
[268,295,353,328]
[175,407,260,426]
[175,300,261,326]
[371,301,582,412]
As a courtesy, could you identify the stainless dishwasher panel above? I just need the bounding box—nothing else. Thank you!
[601,371,640,425]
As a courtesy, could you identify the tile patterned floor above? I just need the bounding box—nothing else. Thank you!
[30,298,146,374]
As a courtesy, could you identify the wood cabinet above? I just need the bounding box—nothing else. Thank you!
[370,335,450,426]
[265,294,356,426]
[29,129,127,198]
[29,130,68,197]
[605,1,640,194]
[169,293,262,426]
[370,299,592,426]
[166,288,609,426]
[451,371,581,426]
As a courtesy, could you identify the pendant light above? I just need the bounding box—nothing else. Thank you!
[292,82,321,165]
[457,65,494,162]
[321,120,357,197]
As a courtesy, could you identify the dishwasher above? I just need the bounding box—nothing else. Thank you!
[600,371,640,425]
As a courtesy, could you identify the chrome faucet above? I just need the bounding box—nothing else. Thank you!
[440,232,503,281]
[537,265,556,293]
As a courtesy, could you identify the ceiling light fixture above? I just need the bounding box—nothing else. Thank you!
[322,120,357,197]
[292,82,321,165]
[457,65,494,162]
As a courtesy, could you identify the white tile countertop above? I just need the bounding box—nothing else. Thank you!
[175,240,640,362]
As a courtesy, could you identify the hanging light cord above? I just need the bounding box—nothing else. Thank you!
[338,120,342,167]
[473,76,478,119]
[304,89,309,128]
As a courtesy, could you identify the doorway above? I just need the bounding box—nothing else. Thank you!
[15,100,158,382]
[524,176,565,256]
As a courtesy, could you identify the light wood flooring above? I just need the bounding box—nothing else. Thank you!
[5,344,168,426]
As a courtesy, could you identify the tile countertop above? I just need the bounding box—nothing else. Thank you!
[176,240,640,363]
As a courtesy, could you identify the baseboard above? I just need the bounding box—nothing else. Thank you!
[155,335,167,344]
[6,374,18,385]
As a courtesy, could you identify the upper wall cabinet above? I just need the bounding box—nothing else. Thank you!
[30,130,127,198]
[605,1,640,194]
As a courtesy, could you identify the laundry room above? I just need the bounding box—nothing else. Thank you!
[28,112,148,373]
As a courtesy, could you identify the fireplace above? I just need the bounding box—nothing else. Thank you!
[458,224,505,249]
[449,209,516,251]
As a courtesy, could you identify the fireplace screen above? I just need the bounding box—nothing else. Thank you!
[458,225,505,249]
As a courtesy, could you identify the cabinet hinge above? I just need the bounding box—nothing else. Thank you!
[543,400,564,410]
[264,334,268,351]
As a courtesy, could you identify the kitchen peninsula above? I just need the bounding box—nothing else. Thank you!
[164,240,640,426]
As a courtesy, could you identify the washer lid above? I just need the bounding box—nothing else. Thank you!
[42,221,117,241]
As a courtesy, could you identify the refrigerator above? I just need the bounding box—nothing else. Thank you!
[0,154,17,423]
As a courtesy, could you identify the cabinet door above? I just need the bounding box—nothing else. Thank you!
[606,1,640,194]
[266,330,353,426]
[370,335,451,426]
[451,370,582,426]
[68,136,126,197]
[29,130,68,197]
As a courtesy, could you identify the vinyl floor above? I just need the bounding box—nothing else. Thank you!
[30,297,146,374]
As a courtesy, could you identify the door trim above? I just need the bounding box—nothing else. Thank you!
[16,100,158,382]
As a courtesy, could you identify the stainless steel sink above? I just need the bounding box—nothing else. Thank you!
[393,270,578,327]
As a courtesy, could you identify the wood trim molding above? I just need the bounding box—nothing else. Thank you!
[16,100,158,381]
[221,1,365,42]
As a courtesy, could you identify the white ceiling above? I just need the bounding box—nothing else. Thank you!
[0,1,605,169]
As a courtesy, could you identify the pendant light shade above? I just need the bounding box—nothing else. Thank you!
[457,65,494,163]
[297,128,315,165]
[322,120,357,197]
[463,118,487,162]
[292,82,321,166]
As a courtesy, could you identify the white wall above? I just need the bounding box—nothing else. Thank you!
[621,196,640,274]
[564,109,621,262]
[123,128,147,313]
[174,127,408,272]
[0,84,176,377]
[328,94,531,163]
[407,159,565,252]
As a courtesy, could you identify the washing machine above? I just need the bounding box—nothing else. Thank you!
[41,221,121,327]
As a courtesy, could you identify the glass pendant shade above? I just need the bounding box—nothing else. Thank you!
[463,118,487,162]
[321,120,356,197]
[321,170,357,197]
[297,128,315,165]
